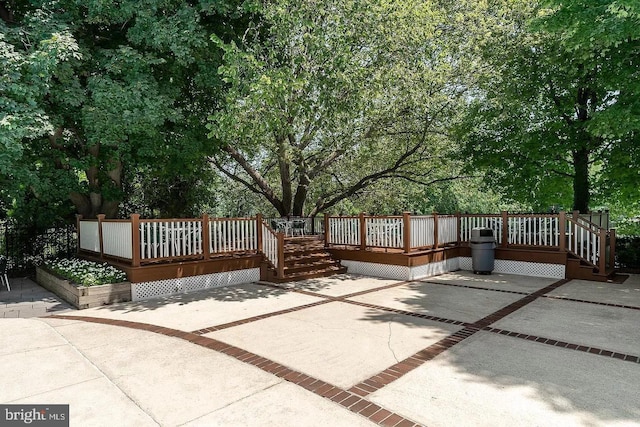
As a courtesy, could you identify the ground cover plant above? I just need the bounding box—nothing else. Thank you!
[45,258,127,287]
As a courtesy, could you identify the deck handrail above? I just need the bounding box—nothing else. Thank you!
[260,218,284,277]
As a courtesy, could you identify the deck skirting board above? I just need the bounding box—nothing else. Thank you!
[341,257,564,281]
[132,268,260,301]
[341,258,461,281]
[459,257,565,279]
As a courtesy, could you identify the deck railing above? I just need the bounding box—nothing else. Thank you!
[78,214,261,266]
[260,219,284,277]
[78,210,615,275]
[325,211,615,271]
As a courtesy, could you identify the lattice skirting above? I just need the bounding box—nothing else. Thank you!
[459,257,565,279]
[341,259,460,281]
[131,268,260,301]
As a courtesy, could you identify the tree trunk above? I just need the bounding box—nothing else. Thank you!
[572,148,590,213]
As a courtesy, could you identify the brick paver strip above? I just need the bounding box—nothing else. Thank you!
[191,299,332,334]
[46,275,640,424]
[482,326,640,364]
[48,314,422,426]
[189,279,412,335]
[540,294,640,311]
[418,279,531,296]
[348,279,571,396]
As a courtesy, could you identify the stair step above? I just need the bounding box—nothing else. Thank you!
[284,260,343,274]
[278,265,348,282]
[284,253,332,264]
[262,235,345,283]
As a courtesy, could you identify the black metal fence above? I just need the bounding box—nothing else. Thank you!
[616,236,640,272]
[0,222,77,276]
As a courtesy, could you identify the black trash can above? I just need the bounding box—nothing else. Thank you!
[470,227,496,274]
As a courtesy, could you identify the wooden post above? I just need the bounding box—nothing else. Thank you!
[277,232,285,278]
[75,214,83,255]
[455,212,461,246]
[403,212,411,253]
[359,212,367,251]
[433,212,439,249]
[256,214,263,255]
[323,213,329,247]
[599,228,607,273]
[130,214,140,267]
[501,211,508,248]
[609,229,616,270]
[96,214,105,260]
[202,214,211,259]
[558,211,566,252]
[572,210,579,220]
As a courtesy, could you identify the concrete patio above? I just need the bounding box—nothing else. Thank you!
[1,271,639,426]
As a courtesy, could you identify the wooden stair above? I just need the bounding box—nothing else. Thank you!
[261,235,347,283]
[565,255,616,282]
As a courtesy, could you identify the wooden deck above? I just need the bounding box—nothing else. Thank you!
[77,211,616,284]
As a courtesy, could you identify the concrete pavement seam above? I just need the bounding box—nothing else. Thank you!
[37,318,163,426]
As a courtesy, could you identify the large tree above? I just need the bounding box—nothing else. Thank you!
[458,0,640,213]
[207,0,487,217]
[1,0,253,221]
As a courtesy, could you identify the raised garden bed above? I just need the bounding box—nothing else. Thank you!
[36,266,131,309]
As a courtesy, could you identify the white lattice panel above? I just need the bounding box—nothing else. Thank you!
[446,257,460,271]
[132,268,260,301]
[341,261,410,280]
[459,256,473,271]
[458,256,564,279]
[408,257,462,280]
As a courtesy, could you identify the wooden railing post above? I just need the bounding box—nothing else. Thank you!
[277,232,285,278]
[130,214,140,267]
[599,228,607,273]
[403,212,411,253]
[501,211,508,248]
[324,213,329,247]
[256,213,263,254]
[75,214,83,255]
[433,212,439,249]
[202,214,211,259]
[455,212,461,246]
[558,211,566,252]
[96,214,105,260]
[359,212,367,251]
[609,229,616,270]
[573,210,579,220]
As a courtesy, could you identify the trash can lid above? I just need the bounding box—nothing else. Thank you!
[471,227,494,238]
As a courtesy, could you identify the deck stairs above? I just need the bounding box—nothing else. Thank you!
[261,235,347,283]
[565,253,617,282]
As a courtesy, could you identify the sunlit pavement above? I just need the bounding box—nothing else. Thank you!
[2,271,639,426]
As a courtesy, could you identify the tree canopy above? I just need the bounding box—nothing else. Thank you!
[1,0,639,227]
[207,0,491,217]
[458,0,640,213]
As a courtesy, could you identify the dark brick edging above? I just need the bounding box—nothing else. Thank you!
[189,279,413,334]
[48,274,640,423]
[347,279,570,396]
[540,295,640,311]
[48,314,423,427]
[191,300,332,335]
[483,327,640,364]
